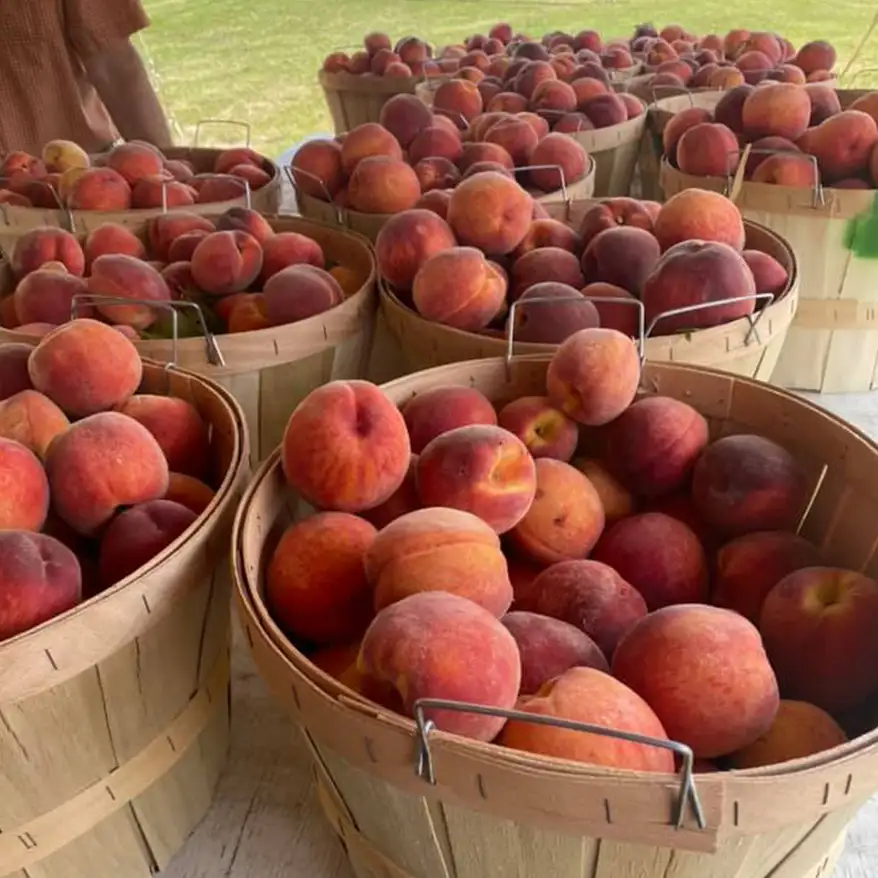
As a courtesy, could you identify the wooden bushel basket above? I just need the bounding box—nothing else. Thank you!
[0,143,282,252]
[657,88,878,392]
[294,157,598,243]
[0,215,377,465]
[233,355,878,878]
[0,359,248,878]
[380,204,798,379]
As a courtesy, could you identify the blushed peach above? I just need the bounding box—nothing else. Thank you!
[457,141,515,173]
[713,84,755,134]
[662,107,713,160]
[190,230,263,295]
[12,227,85,278]
[511,247,584,299]
[528,133,589,192]
[488,92,529,114]
[433,79,484,127]
[552,112,595,135]
[805,83,841,125]
[802,110,878,183]
[581,93,628,128]
[13,269,88,326]
[676,122,740,177]
[259,232,325,284]
[413,156,461,192]
[359,591,520,739]
[572,458,635,522]
[291,139,345,201]
[360,455,420,530]
[581,226,661,296]
[348,156,421,213]
[0,390,69,459]
[166,230,211,264]
[378,93,433,148]
[131,175,196,209]
[512,283,599,344]
[88,254,172,329]
[340,123,403,174]
[743,249,789,295]
[66,167,132,210]
[83,223,146,269]
[106,142,164,184]
[263,265,343,325]
[794,41,837,76]
[741,83,811,141]
[400,385,497,454]
[216,206,275,245]
[0,437,49,531]
[512,218,582,259]
[577,197,655,247]
[581,282,639,336]
[497,396,578,462]
[147,212,216,263]
[163,472,215,515]
[654,188,746,251]
[375,209,457,291]
[0,344,33,399]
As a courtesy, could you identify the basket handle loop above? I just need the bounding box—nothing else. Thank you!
[192,173,253,210]
[724,147,824,210]
[647,292,775,346]
[193,119,252,148]
[514,163,568,212]
[647,84,691,107]
[35,180,76,232]
[412,698,706,832]
[284,165,346,226]
[70,294,225,368]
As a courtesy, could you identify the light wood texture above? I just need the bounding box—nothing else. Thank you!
[381,211,798,381]
[231,357,878,878]
[0,361,249,878]
[0,147,282,254]
[657,90,878,393]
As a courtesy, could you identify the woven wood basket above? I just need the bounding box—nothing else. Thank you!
[0,215,377,465]
[233,355,878,878]
[658,89,878,392]
[0,147,282,251]
[379,205,798,379]
[0,358,248,878]
[295,157,598,243]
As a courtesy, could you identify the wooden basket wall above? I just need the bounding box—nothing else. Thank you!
[295,157,598,243]
[379,206,798,380]
[658,90,878,392]
[0,147,283,252]
[233,355,878,878]
[0,359,248,878]
[0,215,378,465]
[607,62,645,84]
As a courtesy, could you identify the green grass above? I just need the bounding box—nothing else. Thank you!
[139,0,878,159]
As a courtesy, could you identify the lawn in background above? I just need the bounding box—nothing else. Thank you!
[140,0,878,159]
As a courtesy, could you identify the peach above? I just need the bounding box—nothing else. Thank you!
[676,122,740,177]
[662,107,714,160]
[0,531,82,641]
[0,437,49,531]
[359,591,520,739]
[618,93,645,120]
[115,394,209,478]
[546,328,640,426]
[497,396,579,462]
[713,84,755,134]
[167,230,210,263]
[329,266,361,298]
[511,246,584,298]
[360,455,420,530]
[528,133,589,193]
[66,167,132,210]
[517,112,552,142]
[0,189,32,208]
[147,212,216,263]
[164,159,195,183]
[190,230,263,296]
[130,175,196,209]
[741,83,811,141]
[735,50,774,85]
[105,142,164,184]
[512,218,582,259]
[729,700,847,769]
[161,261,197,299]
[371,49,401,74]
[28,319,142,417]
[377,94,433,149]
[512,283,599,343]
[411,146,463,185]
[804,83,842,126]
[366,506,512,615]
[83,223,146,269]
[513,61,557,101]
[266,512,376,645]
[713,530,822,624]
[572,458,635,522]
[602,396,708,497]
[282,380,410,513]
[433,79,484,128]
[744,136,801,178]
[263,265,343,325]
[761,567,878,713]
[850,93,878,127]
[163,472,215,515]
[580,93,629,129]
[502,611,609,694]
[579,283,637,336]
[291,140,345,201]
[42,139,89,174]
[581,226,661,297]
[769,64,807,85]
[13,269,88,326]
[794,41,837,76]
[0,389,69,459]
[508,458,605,564]
[45,411,169,536]
[88,254,172,329]
[416,425,536,533]
[258,232,325,283]
[0,344,33,399]
[530,79,577,114]
[499,667,673,771]
[227,294,271,333]
[613,605,779,758]
[743,249,790,297]
[654,188,746,251]
[804,111,878,183]
[339,123,403,175]
[375,209,457,291]
[412,246,506,330]
[483,118,539,166]
[347,156,421,213]
[553,112,595,136]
[364,32,392,54]
[216,206,275,245]
[400,385,497,454]
[577,197,655,247]
[12,227,85,279]
[692,434,809,537]
[98,499,197,587]
[457,142,515,173]
[527,559,647,657]
[488,92,529,114]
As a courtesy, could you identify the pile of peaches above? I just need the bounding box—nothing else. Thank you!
[0,320,220,642]
[629,24,837,92]
[321,25,639,82]
[0,139,275,212]
[290,95,592,216]
[265,326,876,772]
[663,83,878,189]
[375,181,788,342]
[0,208,360,340]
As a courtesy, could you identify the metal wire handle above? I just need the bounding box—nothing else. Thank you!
[70,294,225,368]
[412,698,706,832]
[513,163,569,206]
[284,165,345,226]
[723,148,825,209]
[193,119,252,148]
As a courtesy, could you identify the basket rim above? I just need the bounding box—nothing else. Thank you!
[378,215,799,357]
[231,356,878,845]
[0,356,249,692]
